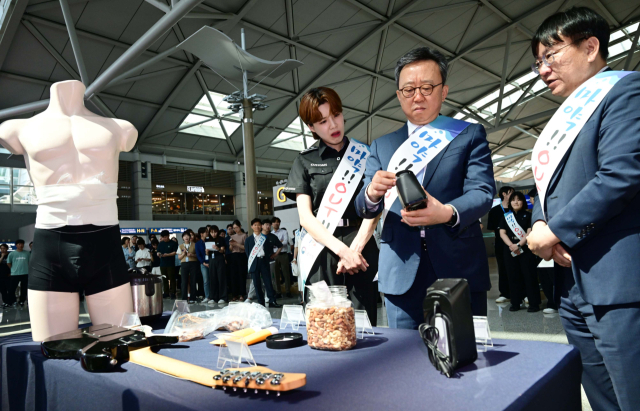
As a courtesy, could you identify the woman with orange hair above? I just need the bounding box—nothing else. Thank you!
[283,87,379,324]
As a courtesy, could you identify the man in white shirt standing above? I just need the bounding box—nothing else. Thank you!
[271,217,292,298]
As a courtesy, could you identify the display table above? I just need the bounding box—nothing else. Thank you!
[0,315,581,411]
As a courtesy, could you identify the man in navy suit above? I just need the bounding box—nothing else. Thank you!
[245,218,282,308]
[355,47,495,329]
[526,8,640,410]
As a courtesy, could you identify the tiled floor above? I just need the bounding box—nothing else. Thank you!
[0,259,591,410]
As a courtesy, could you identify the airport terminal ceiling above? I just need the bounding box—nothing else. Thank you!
[0,0,639,182]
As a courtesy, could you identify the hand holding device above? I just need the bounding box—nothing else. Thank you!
[367,170,396,202]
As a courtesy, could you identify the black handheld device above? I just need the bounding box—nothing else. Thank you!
[395,169,428,211]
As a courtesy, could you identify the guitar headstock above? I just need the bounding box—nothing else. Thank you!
[212,366,306,395]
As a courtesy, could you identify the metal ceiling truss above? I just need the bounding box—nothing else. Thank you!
[1,0,638,165]
[238,0,429,156]
[0,0,204,120]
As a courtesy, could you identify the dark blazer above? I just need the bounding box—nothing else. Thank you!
[532,70,640,306]
[245,233,283,273]
[355,119,495,295]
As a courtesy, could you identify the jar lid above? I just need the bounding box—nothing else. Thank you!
[266,333,304,349]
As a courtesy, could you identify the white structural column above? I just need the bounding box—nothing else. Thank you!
[132,160,153,221]
[234,171,248,227]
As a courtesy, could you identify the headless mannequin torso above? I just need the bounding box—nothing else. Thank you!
[0,80,137,341]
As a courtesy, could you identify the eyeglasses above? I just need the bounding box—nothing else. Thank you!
[398,83,443,98]
[531,38,586,75]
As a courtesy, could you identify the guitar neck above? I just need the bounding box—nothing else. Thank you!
[128,347,306,392]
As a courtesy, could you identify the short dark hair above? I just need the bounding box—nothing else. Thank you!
[160,230,170,237]
[251,218,262,226]
[151,239,159,246]
[198,227,207,236]
[273,217,281,224]
[508,191,528,212]
[0,243,7,249]
[136,238,146,246]
[211,225,219,233]
[531,7,609,60]
[121,237,129,245]
[498,186,514,200]
[262,218,272,225]
[395,47,449,89]
[232,220,242,227]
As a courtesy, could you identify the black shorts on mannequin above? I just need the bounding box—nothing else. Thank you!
[28,224,130,295]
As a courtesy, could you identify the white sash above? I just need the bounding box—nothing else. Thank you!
[382,116,472,224]
[247,234,266,271]
[298,138,371,289]
[533,71,633,219]
[504,211,526,241]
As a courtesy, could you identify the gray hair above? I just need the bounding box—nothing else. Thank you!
[395,47,449,89]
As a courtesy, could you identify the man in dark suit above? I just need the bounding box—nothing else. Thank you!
[355,47,495,329]
[245,218,282,308]
[527,8,640,410]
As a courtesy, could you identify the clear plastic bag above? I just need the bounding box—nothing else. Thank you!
[214,302,273,331]
[306,281,356,351]
[162,303,273,341]
[163,310,219,341]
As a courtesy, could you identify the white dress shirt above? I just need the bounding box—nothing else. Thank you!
[253,233,265,258]
[364,120,460,226]
[272,228,289,253]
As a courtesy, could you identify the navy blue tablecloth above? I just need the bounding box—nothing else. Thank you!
[0,315,581,411]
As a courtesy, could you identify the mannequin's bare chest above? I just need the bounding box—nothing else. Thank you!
[18,115,122,185]
[20,116,119,159]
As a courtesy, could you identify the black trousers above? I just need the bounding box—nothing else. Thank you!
[538,266,557,310]
[494,241,510,298]
[229,253,247,297]
[180,261,199,301]
[250,257,276,305]
[195,265,205,298]
[7,275,28,304]
[304,226,379,326]
[209,253,227,302]
[0,273,9,304]
[503,247,540,308]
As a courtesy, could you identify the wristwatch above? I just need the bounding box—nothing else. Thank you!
[445,206,458,227]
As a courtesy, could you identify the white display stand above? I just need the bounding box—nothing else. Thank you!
[354,310,374,339]
[473,316,493,352]
[173,300,190,313]
[120,312,142,328]
[280,305,305,331]
[216,335,256,369]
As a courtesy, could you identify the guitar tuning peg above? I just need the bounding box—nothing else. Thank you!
[223,387,227,391]
[254,389,258,394]
[243,388,247,393]
[277,392,281,397]
[266,391,270,395]
[233,388,237,391]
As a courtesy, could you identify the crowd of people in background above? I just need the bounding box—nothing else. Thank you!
[118,219,297,307]
[0,196,554,312]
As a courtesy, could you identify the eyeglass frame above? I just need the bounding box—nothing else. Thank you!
[531,37,588,75]
[397,82,444,98]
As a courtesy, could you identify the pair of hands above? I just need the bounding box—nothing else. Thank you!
[527,221,572,267]
[336,238,369,275]
[367,171,454,226]
[508,243,522,256]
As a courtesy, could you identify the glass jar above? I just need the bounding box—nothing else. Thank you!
[306,285,356,351]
